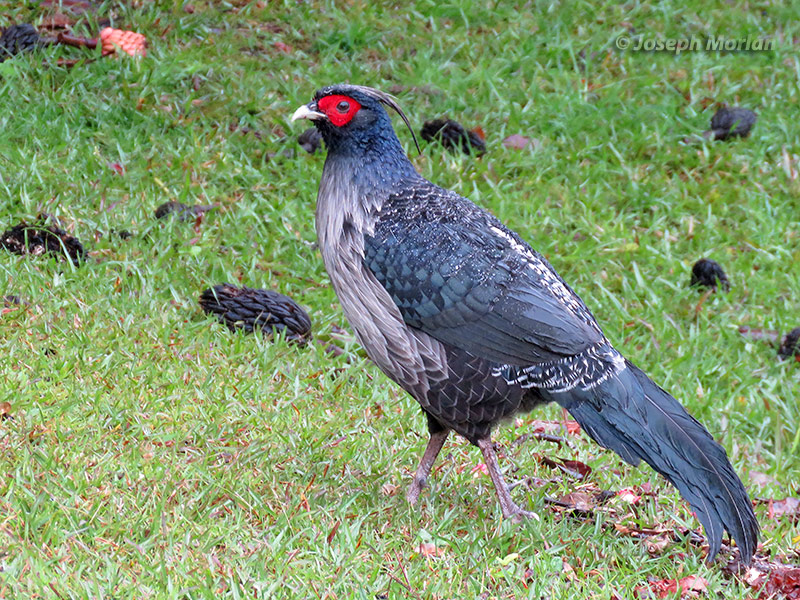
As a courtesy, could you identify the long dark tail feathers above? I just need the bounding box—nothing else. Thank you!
[549,359,758,564]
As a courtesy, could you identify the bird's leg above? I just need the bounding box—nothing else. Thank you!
[406,429,449,505]
[477,438,539,523]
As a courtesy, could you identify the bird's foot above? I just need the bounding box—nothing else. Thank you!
[507,506,540,524]
[406,477,426,506]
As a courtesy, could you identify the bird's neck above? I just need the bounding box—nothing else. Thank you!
[319,135,420,221]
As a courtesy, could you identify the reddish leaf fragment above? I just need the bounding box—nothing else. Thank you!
[760,566,800,599]
[326,520,340,545]
[41,0,93,12]
[416,542,446,559]
[529,419,581,435]
[617,487,642,505]
[107,162,125,175]
[637,575,708,599]
[540,456,592,479]
[502,134,533,149]
[771,497,800,519]
[273,41,292,54]
[679,575,708,595]
[750,470,778,488]
[40,13,75,29]
[560,459,592,479]
[471,463,489,477]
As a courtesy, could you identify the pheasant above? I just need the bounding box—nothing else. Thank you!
[292,84,758,563]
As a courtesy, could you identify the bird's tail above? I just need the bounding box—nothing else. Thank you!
[546,359,758,564]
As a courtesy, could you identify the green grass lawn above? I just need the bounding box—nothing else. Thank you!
[1,1,799,598]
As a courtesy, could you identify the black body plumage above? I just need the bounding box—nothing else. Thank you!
[296,84,758,564]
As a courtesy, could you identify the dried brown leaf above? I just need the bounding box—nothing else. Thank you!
[557,491,595,512]
[750,470,778,488]
[738,326,780,343]
[771,497,800,519]
[40,12,75,28]
[637,575,708,598]
[326,520,340,545]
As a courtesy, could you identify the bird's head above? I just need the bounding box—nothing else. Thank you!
[291,84,420,156]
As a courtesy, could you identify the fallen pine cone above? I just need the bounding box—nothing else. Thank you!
[420,118,486,156]
[154,201,215,221]
[0,215,85,266]
[0,24,42,61]
[199,284,312,343]
[99,27,146,57]
[298,127,323,154]
[690,258,730,291]
[703,107,756,141]
[778,328,800,361]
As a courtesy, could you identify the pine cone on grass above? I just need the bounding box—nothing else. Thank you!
[298,127,323,154]
[703,107,756,141]
[199,284,312,343]
[0,24,42,61]
[155,201,215,221]
[420,118,486,156]
[689,258,730,292]
[778,328,800,361]
[0,216,86,266]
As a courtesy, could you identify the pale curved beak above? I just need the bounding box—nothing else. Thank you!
[291,103,325,122]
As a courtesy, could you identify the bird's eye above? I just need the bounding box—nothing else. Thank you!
[336,100,350,113]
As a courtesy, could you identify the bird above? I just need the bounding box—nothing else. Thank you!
[292,84,758,564]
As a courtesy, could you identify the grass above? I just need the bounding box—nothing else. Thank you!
[1,0,799,598]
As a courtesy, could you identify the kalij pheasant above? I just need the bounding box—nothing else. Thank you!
[292,84,758,564]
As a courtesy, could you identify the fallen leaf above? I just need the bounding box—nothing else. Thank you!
[0,401,12,420]
[40,12,75,28]
[40,0,94,12]
[108,162,126,175]
[502,134,534,150]
[759,565,800,599]
[750,470,778,488]
[273,41,292,53]
[560,459,592,479]
[471,463,489,477]
[529,419,581,435]
[539,456,591,479]
[381,483,399,497]
[617,487,642,505]
[646,535,671,555]
[417,542,446,559]
[771,497,800,519]
[738,326,780,343]
[557,491,595,512]
[637,575,708,598]
[326,520,340,545]
[679,575,708,595]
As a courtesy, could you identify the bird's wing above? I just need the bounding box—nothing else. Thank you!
[363,185,606,368]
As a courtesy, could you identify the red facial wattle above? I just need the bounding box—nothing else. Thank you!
[317,95,362,127]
